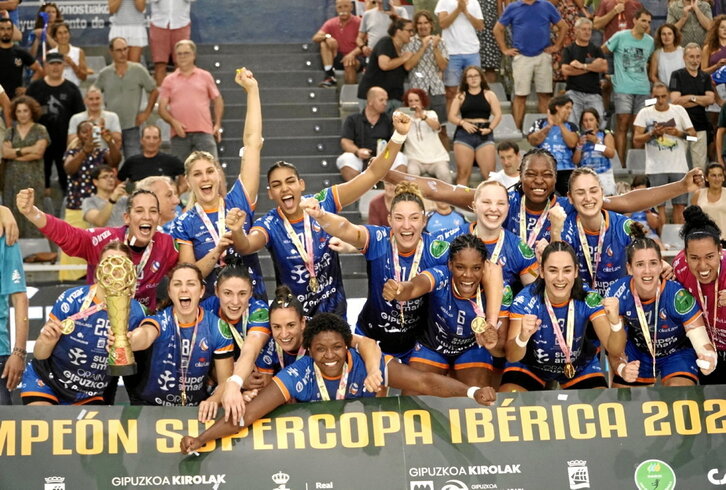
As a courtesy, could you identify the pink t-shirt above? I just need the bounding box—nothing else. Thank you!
[321,15,361,55]
[159,67,220,136]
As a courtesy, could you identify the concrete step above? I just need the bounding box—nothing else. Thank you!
[220,155,339,175]
[220,86,338,104]
[223,102,339,119]
[196,43,314,55]
[220,117,342,139]
[197,53,323,72]
[218,135,340,157]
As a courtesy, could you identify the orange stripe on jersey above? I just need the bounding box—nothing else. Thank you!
[521,262,539,277]
[454,362,493,371]
[75,396,105,405]
[503,366,545,385]
[589,310,606,322]
[215,344,235,355]
[272,377,291,402]
[21,391,58,402]
[238,177,257,211]
[560,371,604,389]
[420,270,436,292]
[409,357,449,370]
[248,326,271,336]
[683,311,704,329]
[509,312,524,320]
[250,226,269,243]
[330,185,343,212]
[662,371,698,383]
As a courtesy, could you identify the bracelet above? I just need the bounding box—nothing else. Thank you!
[11,347,26,358]
[616,362,626,378]
[610,321,623,332]
[109,198,117,204]
[515,334,528,348]
[390,131,407,145]
[466,386,480,400]
[227,374,243,388]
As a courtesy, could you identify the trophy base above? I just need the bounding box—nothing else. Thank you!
[108,364,137,376]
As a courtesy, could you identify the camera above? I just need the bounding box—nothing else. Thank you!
[92,126,102,144]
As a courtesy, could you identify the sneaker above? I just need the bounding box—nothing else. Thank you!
[319,76,337,88]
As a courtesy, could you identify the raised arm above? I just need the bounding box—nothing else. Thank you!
[382,271,434,302]
[385,169,475,209]
[300,197,368,249]
[603,167,703,213]
[236,68,262,199]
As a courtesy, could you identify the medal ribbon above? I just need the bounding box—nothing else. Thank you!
[544,295,575,370]
[228,311,248,350]
[125,230,154,277]
[174,310,200,406]
[487,229,506,265]
[469,286,485,319]
[576,214,606,289]
[313,359,349,401]
[195,198,226,245]
[519,197,551,248]
[276,344,306,369]
[282,212,316,283]
[64,285,106,322]
[695,260,720,349]
[632,281,660,378]
[391,237,424,325]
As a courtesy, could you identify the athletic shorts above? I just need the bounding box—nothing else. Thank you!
[501,354,607,390]
[612,341,698,386]
[409,341,494,371]
[19,362,104,405]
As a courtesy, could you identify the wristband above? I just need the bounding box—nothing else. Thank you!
[616,362,625,378]
[466,386,480,400]
[390,131,407,145]
[610,321,623,332]
[227,374,243,388]
[11,347,26,358]
[515,334,528,348]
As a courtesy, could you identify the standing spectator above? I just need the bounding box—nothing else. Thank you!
[47,22,88,88]
[118,125,184,183]
[594,0,642,43]
[526,94,579,195]
[2,96,49,238]
[28,2,62,60]
[158,40,223,162]
[476,0,502,83]
[0,18,43,98]
[25,52,84,196]
[489,141,521,188]
[669,43,714,170]
[494,0,568,130]
[95,37,158,159]
[149,0,193,86]
[561,17,608,126]
[67,87,123,150]
[357,0,409,59]
[702,15,726,139]
[82,164,128,228]
[436,0,484,115]
[108,0,148,63]
[357,17,414,110]
[0,1,23,42]
[602,9,655,166]
[649,24,684,87]
[715,97,726,163]
[633,82,696,224]
[690,163,726,233]
[401,88,451,182]
[0,82,10,128]
[667,0,712,47]
[313,0,362,87]
[549,0,585,83]
[573,108,618,195]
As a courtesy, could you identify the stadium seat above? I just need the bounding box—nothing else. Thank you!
[522,113,546,134]
[625,149,646,172]
[661,223,684,250]
[339,84,359,119]
[493,114,522,141]
[489,82,511,113]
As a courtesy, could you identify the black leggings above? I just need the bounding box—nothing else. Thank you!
[44,141,67,193]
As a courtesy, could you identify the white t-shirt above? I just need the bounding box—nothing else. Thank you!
[633,104,694,174]
[67,110,122,150]
[360,7,410,52]
[488,169,520,189]
[403,110,450,163]
[434,0,483,55]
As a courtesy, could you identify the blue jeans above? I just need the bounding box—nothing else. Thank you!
[445,53,481,87]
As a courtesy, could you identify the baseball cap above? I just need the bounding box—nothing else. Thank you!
[45,52,64,64]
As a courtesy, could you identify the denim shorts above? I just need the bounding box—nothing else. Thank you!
[453,126,494,150]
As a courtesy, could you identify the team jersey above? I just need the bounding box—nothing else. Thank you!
[561,210,634,296]
[606,277,703,358]
[673,250,726,351]
[272,348,394,402]
[38,215,179,310]
[255,338,307,375]
[171,178,266,300]
[200,295,270,359]
[447,222,538,287]
[30,285,146,402]
[134,306,234,406]
[419,265,511,357]
[504,192,574,245]
[251,186,346,318]
[356,226,451,355]
[509,283,606,375]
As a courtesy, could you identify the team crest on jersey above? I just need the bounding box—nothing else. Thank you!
[585,291,602,308]
[218,320,233,339]
[250,308,269,322]
[623,219,633,235]
[674,289,696,315]
[200,338,209,351]
[429,239,449,258]
[502,285,513,307]
[314,189,328,202]
[518,241,535,259]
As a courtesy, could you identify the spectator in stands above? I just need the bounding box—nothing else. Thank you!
[715,97,726,164]
[561,18,607,128]
[159,40,224,162]
[0,82,10,128]
[2,95,49,239]
[667,0,712,46]
[108,0,148,63]
[47,22,87,88]
[368,180,395,226]
[0,18,43,98]
[489,141,521,189]
[357,0,409,60]
[573,108,617,195]
[401,88,451,183]
[118,125,184,183]
[0,1,22,43]
[526,95,578,195]
[702,15,726,138]
[338,86,407,181]
[28,2,62,59]
[649,24,684,87]
[670,43,714,170]
[82,165,128,228]
[449,66,501,184]
[149,0,192,86]
[0,204,26,405]
[633,82,696,224]
[402,10,449,146]
[25,52,84,196]
[594,0,642,43]
[135,175,180,233]
[476,0,502,84]
[436,0,484,115]
[690,162,726,233]
[426,201,466,234]
[67,87,123,150]
[602,9,655,165]
[357,17,414,111]
[313,0,362,87]
[96,37,159,160]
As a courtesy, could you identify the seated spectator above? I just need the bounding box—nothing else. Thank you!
[135,175,181,233]
[28,2,62,59]
[337,86,407,181]
[356,0,409,60]
[313,0,362,87]
[367,180,394,226]
[666,0,712,46]
[425,201,466,235]
[690,162,726,234]
[649,24,684,87]
[82,164,128,228]
[449,66,502,184]
[118,125,184,183]
[108,0,148,63]
[401,88,451,183]
[526,95,578,196]
[67,87,122,150]
[573,108,617,195]
[48,22,88,87]
[489,141,521,189]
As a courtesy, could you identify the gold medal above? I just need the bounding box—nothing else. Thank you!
[181,391,187,406]
[60,319,75,335]
[564,362,576,379]
[471,316,488,334]
[309,277,319,292]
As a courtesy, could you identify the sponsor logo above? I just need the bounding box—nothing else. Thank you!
[624,219,633,235]
[110,475,227,487]
[709,468,726,485]
[674,289,695,315]
[567,460,590,489]
[272,471,290,490]
[314,189,328,202]
[518,241,535,259]
[218,320,233,339]
[634,459,676,490]
[409,465,521,478]
[44,476,65,490]
[441,480,468,490]
[585,292,602,308]
[250,308,269,322]
[430,240,450,259]
[502,285,513,307]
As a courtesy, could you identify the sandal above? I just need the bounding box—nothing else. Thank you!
[23,252,58,264]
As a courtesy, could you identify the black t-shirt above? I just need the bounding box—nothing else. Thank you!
[118,152,185,182]
[0,45,35,97]
[561,42,604,94]
[341,111,393,153]
[25,79,84,144]
[357,36,408,101]
[668,68,712,132]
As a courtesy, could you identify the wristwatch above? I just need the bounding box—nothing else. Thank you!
[15,148,21,157]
